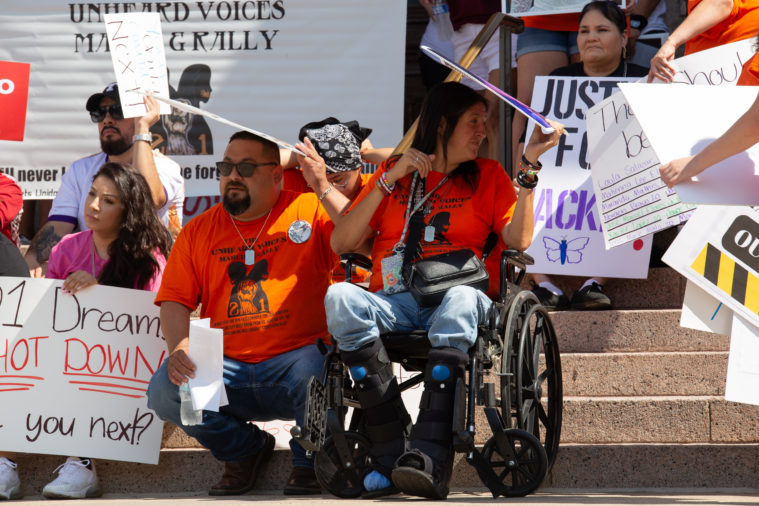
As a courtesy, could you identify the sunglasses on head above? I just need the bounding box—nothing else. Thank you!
[216,161,278,177]
[90,104,124,123]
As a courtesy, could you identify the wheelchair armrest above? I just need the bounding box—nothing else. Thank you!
[340,253,373,284]
[502,249,534,267]
[499,250,533,294]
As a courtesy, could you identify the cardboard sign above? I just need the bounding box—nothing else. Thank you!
[0,278,165,464]
[503,0,626,17]
[524,76,652,278]
[619,84,759,205]
[104,13,171,118]
[0,61,30,141]
[0,1,405,198]
[587,93,695,249]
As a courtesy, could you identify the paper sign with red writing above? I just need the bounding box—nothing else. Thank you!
[0,278,165,464]
[0,61,30,141]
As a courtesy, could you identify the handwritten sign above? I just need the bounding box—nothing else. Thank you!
[0,278,165,464]
[0,61,30,142]
[524,76,651,278]
[587,94,695,249]
[503,0,627,17]
[651,38,755,86]
[103,13,171,118]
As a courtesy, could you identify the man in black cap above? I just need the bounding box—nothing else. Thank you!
[24,83,185,277]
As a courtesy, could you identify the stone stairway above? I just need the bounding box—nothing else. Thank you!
[14,264,759,494]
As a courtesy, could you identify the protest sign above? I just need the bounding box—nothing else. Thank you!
[662,206,759,329]
[503,0,626,17]
[650,38,755,86]
[725,315,759,406]
[0,1,405,198]
[680,280,732,336]
[619,84,759,205]
[587,93,695,249]
[103,13,171,117]
[524,76,651,278]
[0,61,30,142]
[0,278,164,464]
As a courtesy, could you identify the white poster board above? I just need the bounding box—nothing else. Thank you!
[619,84,759,205]
[725,315,759,406]
[524,76,652,277]
[103,13,171,117]
[650,38,755,86]
[680,280,732,335]
[0,278,165,464]
[0,1,405,198]
[503,0,626,18]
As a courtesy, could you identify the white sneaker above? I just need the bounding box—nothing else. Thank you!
[0,457,21,500]
[42,457,102,499]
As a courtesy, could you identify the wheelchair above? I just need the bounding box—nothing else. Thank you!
[292,249,562,498]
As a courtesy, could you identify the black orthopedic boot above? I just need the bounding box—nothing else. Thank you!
[391,346,468,500]
[340,339,411,497]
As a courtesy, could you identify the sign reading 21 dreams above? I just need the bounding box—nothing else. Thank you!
[0,1,405,198]
[524,76,651,278]
[0,278,165,464]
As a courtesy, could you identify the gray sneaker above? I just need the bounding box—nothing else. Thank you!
[0,457,21,500]
[42,457,102,499]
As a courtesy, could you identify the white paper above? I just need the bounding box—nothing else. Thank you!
[725,315,759,406]
[619,84,759,205]
[649,38,755,86]
[188,318,228,412]
[680,280,732,335]
[103,13,171,117]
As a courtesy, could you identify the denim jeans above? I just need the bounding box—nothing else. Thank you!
[324,283,493,352]
[147,344,323,468]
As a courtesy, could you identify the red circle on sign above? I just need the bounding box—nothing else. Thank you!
[633,239,644,251]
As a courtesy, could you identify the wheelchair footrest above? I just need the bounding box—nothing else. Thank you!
[293,376,328,452]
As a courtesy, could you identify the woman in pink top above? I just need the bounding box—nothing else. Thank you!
[0,163,171,501]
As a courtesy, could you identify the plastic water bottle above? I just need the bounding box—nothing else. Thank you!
[431,0,454,41]
[179,383,203,426]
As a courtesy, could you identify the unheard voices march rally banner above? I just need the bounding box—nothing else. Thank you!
[502,0,627,17]
[524,76,652,278]
[0,1,405,198]
[0,278,165,464]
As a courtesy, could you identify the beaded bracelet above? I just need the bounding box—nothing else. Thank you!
[376,172,395,196]
[516,171,538,189]
[520,155,542,172]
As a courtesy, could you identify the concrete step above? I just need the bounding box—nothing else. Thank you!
[550,309,728,353]
[14,443,759,494]
[560,351,727,396]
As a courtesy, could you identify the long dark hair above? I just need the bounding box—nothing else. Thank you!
[397,82,487,193]
[94,162,172,289]
[579,1,627,37]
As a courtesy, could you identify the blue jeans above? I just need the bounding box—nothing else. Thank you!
[324,283,493,352]
[147,344,323,468]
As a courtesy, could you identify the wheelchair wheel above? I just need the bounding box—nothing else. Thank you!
[314,431,371,498]
[480,428,548,497]
[515,303,562,473]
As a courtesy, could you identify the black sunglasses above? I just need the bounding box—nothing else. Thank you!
[216,161,278,177]
[90,104,124,123]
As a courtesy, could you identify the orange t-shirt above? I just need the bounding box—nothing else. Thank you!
[356,159,517,294]
[155,191,337,363]
[282,169,373,283]
[738,51,759,85]
[685,0,759,55]
[522,13,579,32]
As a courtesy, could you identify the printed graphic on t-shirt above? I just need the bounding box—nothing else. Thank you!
[228,259,270,316]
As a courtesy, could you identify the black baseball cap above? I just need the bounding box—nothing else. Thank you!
[86,82,120,112]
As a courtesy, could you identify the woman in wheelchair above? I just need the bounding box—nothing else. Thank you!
[324,81,564,499]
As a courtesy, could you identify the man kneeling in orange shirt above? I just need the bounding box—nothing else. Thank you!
[147,131,337,496]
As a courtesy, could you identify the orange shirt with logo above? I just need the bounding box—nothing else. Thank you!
[685,0,759,55]
[156,190,337,363]
[356,159,517,294]
[737,51,759,85]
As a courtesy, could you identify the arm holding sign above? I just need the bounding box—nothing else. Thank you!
[132,96,167,209]
[660,92,759,187]
[648,0,734,82]
[161,301,196,386]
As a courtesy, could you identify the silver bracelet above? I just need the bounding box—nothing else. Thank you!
[133,133,152,143]
[318,185,334,201]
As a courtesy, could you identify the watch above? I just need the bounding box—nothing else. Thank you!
[133,133,152,143]
[629,14,647,31]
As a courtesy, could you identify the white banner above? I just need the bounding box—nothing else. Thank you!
[502,0,626,18]
[0,278,165,464]
[524,76,652,278]
[0,1,406,198]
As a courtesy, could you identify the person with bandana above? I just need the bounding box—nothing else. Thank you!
[147,130,338,496]
[23,83,184,277]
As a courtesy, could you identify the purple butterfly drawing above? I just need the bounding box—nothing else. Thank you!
[543,236,590,265]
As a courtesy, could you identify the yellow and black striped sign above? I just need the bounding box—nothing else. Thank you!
[691,243,759,314]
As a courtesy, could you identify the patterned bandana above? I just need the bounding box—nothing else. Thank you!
[298,117,372,173]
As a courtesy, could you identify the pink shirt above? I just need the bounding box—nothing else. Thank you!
[46,230,166,291]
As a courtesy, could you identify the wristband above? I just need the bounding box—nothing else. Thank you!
[133,133,152,143]
[376,178,393,196]
[520,155,542,172]
[517,171,538,189]
[318,185,333,201]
